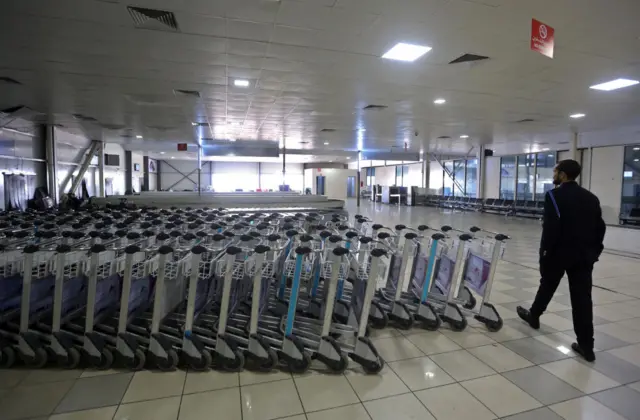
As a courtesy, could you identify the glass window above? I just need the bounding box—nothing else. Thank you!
[500,156,516,200]
[401,165,410,187]
[466,159,478,197]
[429,163,443,194]
[443,161,454,196]
[535,152,556,200]
[516,154,535,200]
[395,166,402,185]
[621,145,640,218]
[453,160,466,196]
[366,167,375,187]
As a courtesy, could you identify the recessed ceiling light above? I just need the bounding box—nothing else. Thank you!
[460,135,469,139]
[590,78,639,91]
[136,135,143,139]
[191,122,198,126]
[160,152,165,154]
[171,156,175,159]
[634,147,640,151]
[234,79,250,87]
[420,150,424,154]
[347,157,351,160]
[542,148,550,151]
[227,153,235,157]
[382,42,432,62]
[434,98,446,105]
[569,113,586,119]
[229,138,236,142]
[324,142,329,145]
[635,158,639,162]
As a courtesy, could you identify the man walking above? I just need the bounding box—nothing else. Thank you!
[517,159,606,362]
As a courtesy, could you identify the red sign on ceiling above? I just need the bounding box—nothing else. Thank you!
[177,143,188,151]
[531,18,555,58]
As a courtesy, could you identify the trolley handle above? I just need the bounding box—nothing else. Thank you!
[469,226,510,241]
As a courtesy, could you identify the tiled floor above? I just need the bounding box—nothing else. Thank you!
[2,201,640,419]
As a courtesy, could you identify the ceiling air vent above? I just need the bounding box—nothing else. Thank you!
[192,122,208,127]
[363,104,388,111]
[437,136,452,140]
[127,6,179,32]
[449,53,490,64]
[0,77,21,85]
[515,118,535,123]
[73,113,98,122]
[174,89,200,98]
[320,128,337,133]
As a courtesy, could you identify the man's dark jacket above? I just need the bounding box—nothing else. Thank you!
[540,181,606,265]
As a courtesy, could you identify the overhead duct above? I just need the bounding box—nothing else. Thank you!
[360,151,421,162]
[201,140,280,158]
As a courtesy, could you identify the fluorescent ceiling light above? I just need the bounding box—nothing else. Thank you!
[633,147,640,151]
[590,78,639,91]
[191,122,198,126]
[136,135,143,139]
[229,138,236,142]
[171,156,175,159]
[227,153,235,157]
[635,158,639,162]
[541,148,550,151]
[569,113,586,119]
[460,135,469,139]
[624,171,633,178]
[382,42,432,62]
[234,79,250,87]
[434,98,446,105]
[160,152,165,154]
[324,142,329,145]
[347,157,351,160]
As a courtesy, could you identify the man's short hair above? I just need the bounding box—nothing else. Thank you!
[557,159,581,180]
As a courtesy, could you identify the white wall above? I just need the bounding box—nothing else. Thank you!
[590,146,624,224]
[374,166,396,186]
[305,167,357,199]
[580,148,591,189]
[429,160,443,193]
[484,156,501,199]
[103,143,126,196]
[406,163,423,187]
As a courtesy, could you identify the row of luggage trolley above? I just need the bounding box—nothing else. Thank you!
[0,206,509,375]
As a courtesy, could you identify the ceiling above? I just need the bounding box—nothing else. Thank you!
[1,0,640,156]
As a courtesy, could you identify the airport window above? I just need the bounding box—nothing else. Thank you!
[465,158,478,197]
[453,160,466,196]
[443,161,454,196]
[535,152,556,200]
[500,156,516,199]
[620,145,640,221]
[366,167,375,187]
[517,154,535,200]
[401,165,410,187]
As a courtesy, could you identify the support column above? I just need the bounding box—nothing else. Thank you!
[357,151,361,207]
[477,146,486,199]
[41,124,57,203]
[258,162,262,190]
[282,144,286,188]
[143,156,150,191]
[424,154,431,192]
[570,132,578,161]
[124,150,133,194]
[98,142,105,197]
[197,146,202,195]
[156,160,162,192]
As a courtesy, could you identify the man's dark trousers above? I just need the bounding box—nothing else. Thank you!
[530,257,594,351]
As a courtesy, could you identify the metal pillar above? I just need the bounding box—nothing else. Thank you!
[282,144,286,187]
[68,140,100,198]
[98,142,105,197]
[124,150,133,194]
[424,154,431,192]
[197,146,202,195]
[44,125,58,204]
[570,132,578,161]
[258,162,262,190]
[356,151,361,207]
[477,146,485,199]
[142,156,150,191]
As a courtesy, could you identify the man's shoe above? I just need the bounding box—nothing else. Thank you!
[516,306,540,330]
[571,343,596,362]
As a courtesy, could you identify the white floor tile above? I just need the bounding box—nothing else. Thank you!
[468,344,534,372]
[241,379,304,420]
[388,356,455,391]
[306,404,371,420]
[295,374,359,412]
[607,343,640,367]
[122,370,185,403]
[345,366,409,401]
[179,388,242,420]
[440,329,496,348]
[461,374,542,417]
[239,369,292,386]
[50,406,118,420]
[113,396,181,420]
[430,350,496,381]
[370,336,424,362]
[540,359,620,394]
[596,322,640,343]
[364,393,435,420]
[405,331,462,355]
[415,383,496,420]
[549,396,627,420]
[183,370,239,394]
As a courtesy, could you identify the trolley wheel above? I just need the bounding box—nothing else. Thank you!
[190,350,212,372]
[258,349,279,371]
[449,318,468,332]
[62,347,82,369]
[27,347,49,368]
[485,317,503,332]
[463,290,477,310]
[1,346,16,368]
[362,357,385,374]
[222,350,245,372]
[287,352,311,374]
[369,302,389,329]
[127,348,146,371]
[97,348,114,370]
[329,353,349,374]
[423,315,442,331]
[157,349,179,372]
